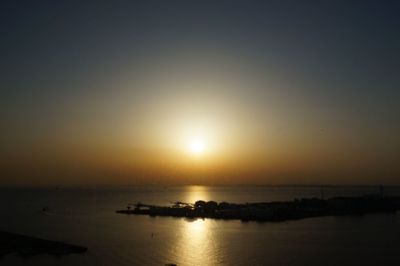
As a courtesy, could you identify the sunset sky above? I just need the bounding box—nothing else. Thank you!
[1,1,399,186]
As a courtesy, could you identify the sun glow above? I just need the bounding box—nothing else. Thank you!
[189,139,206,155]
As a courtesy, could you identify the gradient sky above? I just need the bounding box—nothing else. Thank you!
[1,0,399,186]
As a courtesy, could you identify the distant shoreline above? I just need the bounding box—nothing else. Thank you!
[2,184,400,189]
[117,195,400,223]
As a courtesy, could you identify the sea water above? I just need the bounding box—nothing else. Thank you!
[1,185,400,266]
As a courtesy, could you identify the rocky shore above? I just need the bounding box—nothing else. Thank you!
[117,195,400,222]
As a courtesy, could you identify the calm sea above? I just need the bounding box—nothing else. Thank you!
[1,185,400,266]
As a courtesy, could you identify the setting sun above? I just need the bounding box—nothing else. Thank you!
[189,139,206,155]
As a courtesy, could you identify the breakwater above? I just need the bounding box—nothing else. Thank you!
[0,231,87,258]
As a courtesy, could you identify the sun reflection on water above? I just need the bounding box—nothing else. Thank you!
[172,186,220,266]
[186,218,206,234]
[176,219,219,266]
[184,185,210,204]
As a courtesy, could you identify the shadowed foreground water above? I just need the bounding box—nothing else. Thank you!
[0,186,399,265]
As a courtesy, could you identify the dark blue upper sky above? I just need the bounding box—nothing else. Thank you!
[2,1,399,111]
